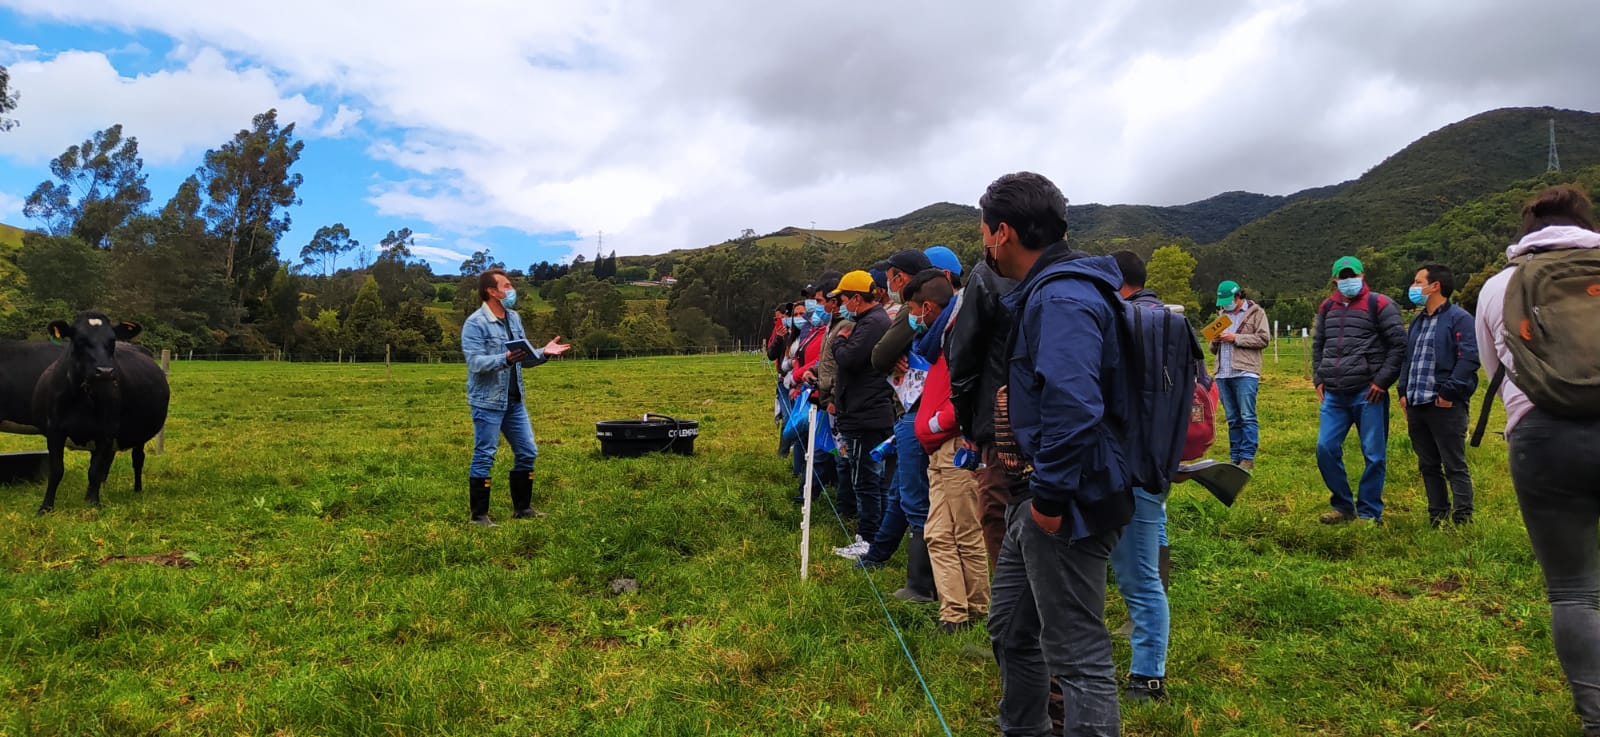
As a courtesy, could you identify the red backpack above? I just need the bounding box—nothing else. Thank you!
[1184,361,1219,461]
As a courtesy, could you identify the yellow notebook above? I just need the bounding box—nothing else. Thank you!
[1200,313,1234,343]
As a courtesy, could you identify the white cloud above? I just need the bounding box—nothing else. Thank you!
[0,190,24,221]
[4,0,1600,257]
[318,104,361,138]
[0,46,322,166]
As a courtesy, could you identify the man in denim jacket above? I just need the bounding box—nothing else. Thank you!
[462,269,570,527]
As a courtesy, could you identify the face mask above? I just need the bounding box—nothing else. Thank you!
[808,309,827,327]
[500,288,518,309]
[983,241,1000,274]
[804,299,820,312]
[789,317,806,330]
[908,313,926,334]
[838,305,856,321]
[1408,286,1427,306]
[1336,278,1364,299]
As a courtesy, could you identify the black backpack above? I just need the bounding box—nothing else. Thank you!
[1003,265,1199,494]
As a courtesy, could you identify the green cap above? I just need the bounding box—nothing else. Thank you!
[1332,256,1364,278]
[1216,280,1241,307]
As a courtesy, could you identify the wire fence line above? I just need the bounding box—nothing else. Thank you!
[154,342,767,364]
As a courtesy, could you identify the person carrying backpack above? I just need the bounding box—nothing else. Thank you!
[1312,255,1406,525]
[1475,184,1600,735]
[1103,250,1203,703]
[1396,263,1478,527]
[981,172,1130,737]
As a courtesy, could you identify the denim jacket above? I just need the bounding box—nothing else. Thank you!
[462,303,547,410]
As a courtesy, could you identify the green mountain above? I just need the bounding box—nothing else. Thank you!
[0,222,27,251]
[1195,106,1600,296]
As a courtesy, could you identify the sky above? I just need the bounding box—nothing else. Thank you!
[1,1,1598,273]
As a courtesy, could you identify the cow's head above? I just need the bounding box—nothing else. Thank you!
[48,313,140,395]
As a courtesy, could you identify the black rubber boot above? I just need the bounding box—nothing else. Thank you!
[893,527,938,604]
[470,477,497,527]
[510,469,545,519]
[1126,674,1169,702]
[1159,544,1171,592]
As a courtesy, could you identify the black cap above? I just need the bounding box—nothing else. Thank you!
[885,249,933,275]
[817,272,842,296]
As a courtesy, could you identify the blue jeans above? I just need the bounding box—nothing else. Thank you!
[1216,376,1260,462]
[866,415,931,561]
[1109,488,1169,678]
[469,402,538,478]
[1316,390,1389,520]
[838,430,889,543]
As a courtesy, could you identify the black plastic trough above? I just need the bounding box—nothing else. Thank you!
[0,451,47,485]
[596,414,698,458]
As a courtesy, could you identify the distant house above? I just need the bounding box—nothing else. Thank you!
[660,276,678,286]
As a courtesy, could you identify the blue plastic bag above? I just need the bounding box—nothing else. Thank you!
[812,410,837,456]
[781,385,813,443]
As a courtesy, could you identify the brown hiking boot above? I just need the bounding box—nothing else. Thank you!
[1319,509,1356,525]
[1239,459,1254,472]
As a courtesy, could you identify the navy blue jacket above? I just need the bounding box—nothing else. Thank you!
[1396,302,1480,404]
[1003,243,1133,539]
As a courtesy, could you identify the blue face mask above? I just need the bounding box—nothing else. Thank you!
[1408,285,1427,306]
[501,288,518,309]
[908,313,927,334]
[1336,278,1364,299]
[808,308,827,327]
[788,317,805,330]
[804,299,820,312]
[838,306,855,321]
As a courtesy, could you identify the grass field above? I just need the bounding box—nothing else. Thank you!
[0,222,28,251]
[0,344,1581,736]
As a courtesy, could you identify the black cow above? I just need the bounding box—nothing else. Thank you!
[29,312,170,514]
[0,339,65,434]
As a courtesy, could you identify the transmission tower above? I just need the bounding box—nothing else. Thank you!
[1549,119,1561,171]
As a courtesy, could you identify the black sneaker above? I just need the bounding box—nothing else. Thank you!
[1125,675,1168,702]
[938,620,972,635]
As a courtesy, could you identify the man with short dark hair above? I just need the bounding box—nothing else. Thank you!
[1397,263,1479,526]
[982,172,1131,737]
[1313,256,1407,525]
[829,270,897,555]
[462,269,570,527]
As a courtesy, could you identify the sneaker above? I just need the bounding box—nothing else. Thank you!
[938,620,973,635]
[1238,459,1254,472]
[1318,509,1356,525]
[512,507,546,519]
[1125,675,1168,702]
[470,515,499,528]
[833,536,868,559]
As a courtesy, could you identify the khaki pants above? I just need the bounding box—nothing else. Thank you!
[925,438,992,624]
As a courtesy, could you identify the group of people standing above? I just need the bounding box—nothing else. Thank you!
[764,175,1600,735]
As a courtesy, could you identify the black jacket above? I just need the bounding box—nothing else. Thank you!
[833,304,896,434]
[1312,287,1407,394]
[945,261,1017,444]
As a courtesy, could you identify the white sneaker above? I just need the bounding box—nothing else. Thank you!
[833,535,868,559]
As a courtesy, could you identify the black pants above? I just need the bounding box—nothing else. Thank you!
[1510,408,1600,732]
[1405,401,1473,522]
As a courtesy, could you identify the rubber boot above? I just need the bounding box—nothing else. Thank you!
[470,477,497,527]
[893,527,938,604]
[510,469,545,519]
[1159,544,1171,592]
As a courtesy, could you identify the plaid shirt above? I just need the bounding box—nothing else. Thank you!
[1405,308,1441,405]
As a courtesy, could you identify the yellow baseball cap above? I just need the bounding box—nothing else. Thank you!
[829,270,876,297]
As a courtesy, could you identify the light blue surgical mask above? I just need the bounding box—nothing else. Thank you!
[808,308,827,327]
[1336,278,1364,299]
[1408,285,1427,306]
[804,299,820,312]
[501,288,518,309]
[908,313,927,334]
[788,317,805,330]
[838,307,855,321]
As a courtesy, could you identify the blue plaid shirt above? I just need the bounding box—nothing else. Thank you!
[1405,308,1441,405]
